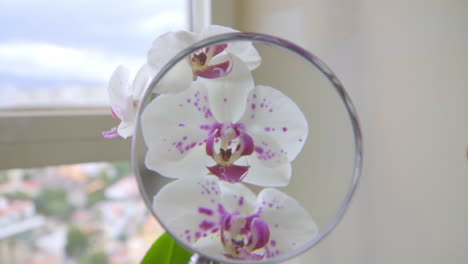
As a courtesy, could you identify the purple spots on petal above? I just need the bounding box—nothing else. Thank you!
[270,240,277,247]
[183,136,188,140]
[199,220,216,231]
[250,114,255,119]
[274,224,279,228]
[299,138,303,142]
[185,229,190,234]
[178,123,185,127]
[205,109,213,118]
[264,127,271,132]
[198,207,214,216]
[200,124,211,130]
[260,103,264,108]
[178,104,183,107]
[253,94,257,98]
[238,197,244,206]
[283,127,288,132]
[251,103,256,110]
[195,232,201,239]
[187,98,191,103]
[254,146,264,154]
[269,108,273,112]
[223,98,227,102]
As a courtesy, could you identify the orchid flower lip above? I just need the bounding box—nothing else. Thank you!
[203,121,255,183]
[191,44,233,79]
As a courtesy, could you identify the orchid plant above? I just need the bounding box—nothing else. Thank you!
[104,25,317,263]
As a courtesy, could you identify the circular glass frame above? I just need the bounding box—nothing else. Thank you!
[132,32,363,264]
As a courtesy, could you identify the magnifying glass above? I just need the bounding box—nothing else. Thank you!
[132,32,362,264]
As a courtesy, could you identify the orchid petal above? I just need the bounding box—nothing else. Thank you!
[200,25,261,71]
[217,180,257,215]
[153,60,193,94]
[247,218,270,251]
[205,44,228,58]
[200,55,254,123]
[112,95,136,139]
[147,31,197,94]
[192,234,225,260]
[240,85,308,162]
[207,164,250,183]
[141,82,215,163]
[242,157,292,187]
[108,65,131,120]
[131,64,152,98]
[145,145,213,180]
[117,119,135,139]
[195,60,232,79]
[226,41,262,71]
[148,30,197,71]
[257,188,318,258]
[153,176,223,246]
[101,127,119,138]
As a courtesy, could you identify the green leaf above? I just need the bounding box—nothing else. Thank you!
[141,232,193,264]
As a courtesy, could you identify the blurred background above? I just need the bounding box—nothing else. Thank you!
[0,0,467,263]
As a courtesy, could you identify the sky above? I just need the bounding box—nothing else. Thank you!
[0,0,188,108]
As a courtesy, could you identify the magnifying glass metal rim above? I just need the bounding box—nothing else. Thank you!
[131,31,363,264]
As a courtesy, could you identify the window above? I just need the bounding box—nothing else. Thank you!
[0,0,189,109]
[0,0,194,170]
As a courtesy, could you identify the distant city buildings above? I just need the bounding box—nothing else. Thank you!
[0,162,162,264]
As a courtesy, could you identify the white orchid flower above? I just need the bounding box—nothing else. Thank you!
[102,64,151,138]
[147,25,261,94]
[153,176,318,261]
[141,58,308,187]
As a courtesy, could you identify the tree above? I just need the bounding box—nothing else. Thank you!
[35,187,73,219]
[5,191,32,201]
[65,225,90,258]
[79,251,108,264]
[0,171,10,184]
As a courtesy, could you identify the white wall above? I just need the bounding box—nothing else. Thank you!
[213,1,468,263]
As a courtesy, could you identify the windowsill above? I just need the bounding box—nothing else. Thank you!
[0,108,130,170]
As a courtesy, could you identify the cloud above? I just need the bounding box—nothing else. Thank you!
[0,42,144,83]
[137,10,189,36]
